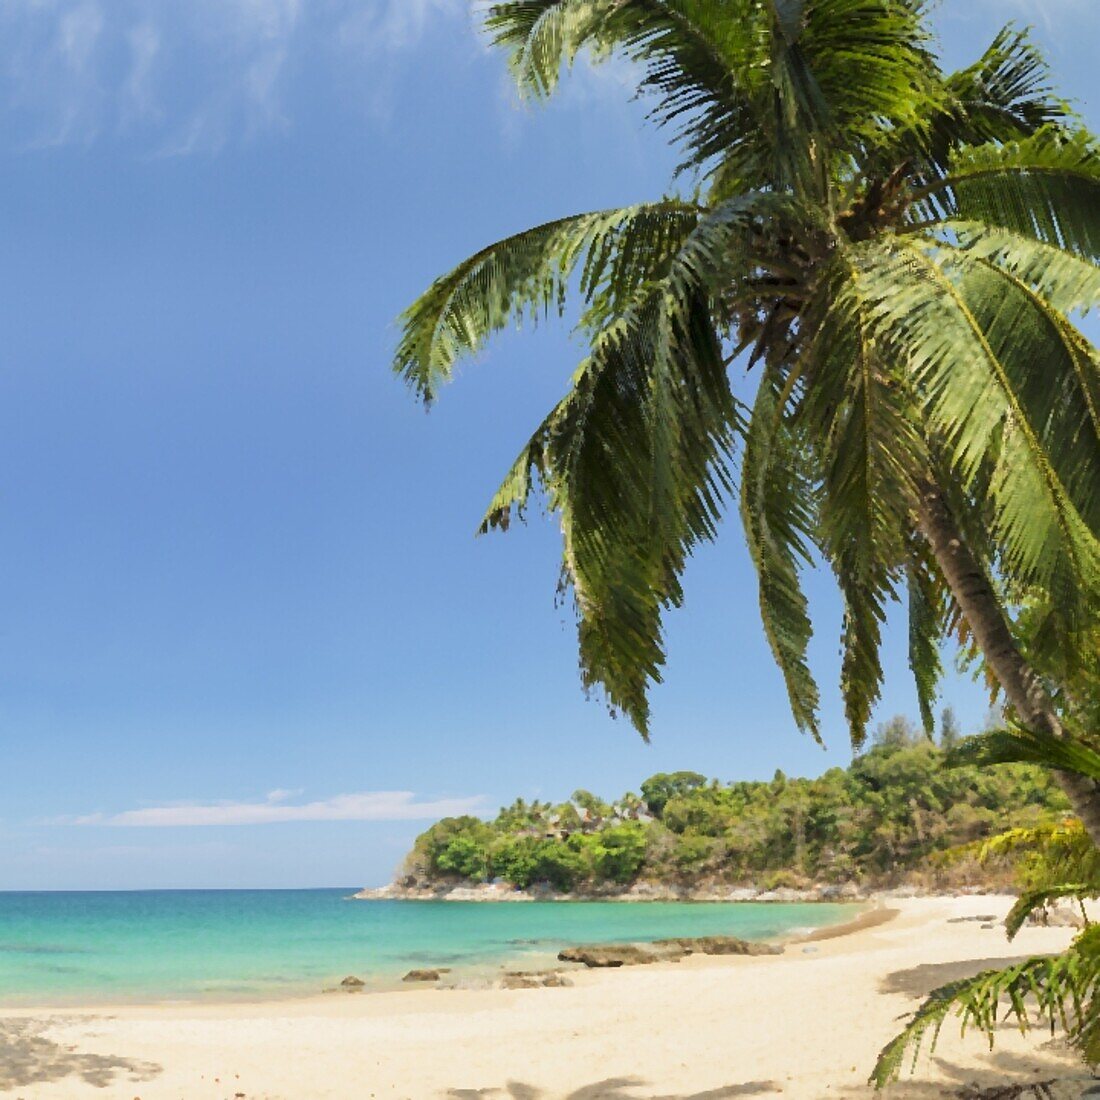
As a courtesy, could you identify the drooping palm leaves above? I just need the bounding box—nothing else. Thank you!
[873,724,1100,1086]
[395,6,1100,756]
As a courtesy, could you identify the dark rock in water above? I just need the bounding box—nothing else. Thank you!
[558,943,675,967]
[500,970,573,989]
[402,968,450,982]
[558,936,781,968]
[655,935,784,957]
[339,975,366,989]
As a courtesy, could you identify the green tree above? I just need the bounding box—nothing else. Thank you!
[640,771,707,817]
[939,706,962,751]
[571,789,611,819]
[588,823,648,882]
[872,714,920,751]
[394,3,1100,838]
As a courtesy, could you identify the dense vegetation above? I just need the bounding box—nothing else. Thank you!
[402,714,1070,894]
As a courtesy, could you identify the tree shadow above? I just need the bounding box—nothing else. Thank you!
[880,958,1038,998]
[835,1044,1098,1097]
[0,1017,161,1091]
[446,1079,780,1099]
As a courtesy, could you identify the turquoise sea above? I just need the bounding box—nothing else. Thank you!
[0,890,860,1006]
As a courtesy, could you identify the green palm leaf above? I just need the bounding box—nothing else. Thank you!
[946,221,1100,316]
[797,251,926,745]
[907,552,946,736]
[739,368,821,741]
[395,201,700,401]
[915,129,1100,259]
[852,239,1100,618]
[872,927,1100,1086]
[1005,885,1097,942]
[485,0,763,179]
[947,725,1100,783]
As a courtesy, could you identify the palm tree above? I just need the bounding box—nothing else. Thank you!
[394,2,1100,839]
[874,723,1100,1083]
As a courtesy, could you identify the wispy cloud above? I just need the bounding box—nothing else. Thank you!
[0,0,474,152]
[337,0,466,56]
[969,0,1093,32]
[70,789,484,827]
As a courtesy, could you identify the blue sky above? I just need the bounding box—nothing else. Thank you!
[0,0,1096,889]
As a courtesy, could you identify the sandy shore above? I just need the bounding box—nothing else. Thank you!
[0,895,1093,1099]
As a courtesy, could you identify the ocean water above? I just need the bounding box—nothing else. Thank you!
[0,890,860,1006]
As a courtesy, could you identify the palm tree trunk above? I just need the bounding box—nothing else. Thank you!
[917,480,1100,846]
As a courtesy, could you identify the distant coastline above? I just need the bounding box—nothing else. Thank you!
[352,880,997,904]
[382,747,1068,905]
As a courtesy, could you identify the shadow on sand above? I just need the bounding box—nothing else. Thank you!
[0,1017,161,1092]
[445,1047,1100,1099]
[880,958,1040,998]
[837,1045,1100,1098]
[446,1079,778,1099]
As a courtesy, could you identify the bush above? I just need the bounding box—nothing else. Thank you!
[435,835,490,881]
[671,834,714,871]
[588,824,647,883]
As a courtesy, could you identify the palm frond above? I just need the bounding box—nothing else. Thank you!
[952,254,1100,541]
[863,25,1062,182]
[980,819,1100,895]
[916,129,1100,260]
[395,201,700,401]
[908,552,946,736]
[797,250,926,746]
[481,282,740,733]
[1005,884,1096,942]
[485,0,764,180]
[487,0,939,189]
[945,221,1100,316]
[740,366,821,741]
[794,0,940,154]
[943,27,1069,147]
[856,238,1100,622]
[948,725,1100,783]
[872,925,1100,1086]
[552,286,741,731]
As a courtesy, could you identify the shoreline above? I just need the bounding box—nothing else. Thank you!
[352,880,1003,904]
[0,898,874,1014]
[0,895,1087,1099]
[794,901,899,942]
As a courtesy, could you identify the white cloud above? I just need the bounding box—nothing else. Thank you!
[969,0,1093,31]
[70,789,484,827]
[0,0,476,151]
[120,23,161,127]
[337,0,466,56]
[0,0,305,151]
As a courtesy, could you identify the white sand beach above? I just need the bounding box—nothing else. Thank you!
[0,895,1092,1100]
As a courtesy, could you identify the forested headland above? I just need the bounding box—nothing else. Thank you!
[392,714,1070,897]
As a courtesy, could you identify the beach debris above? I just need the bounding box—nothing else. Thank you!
[559,935,782,968]
[947,915,998,924]
[402,968,450,982]
[339,975,366,990]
